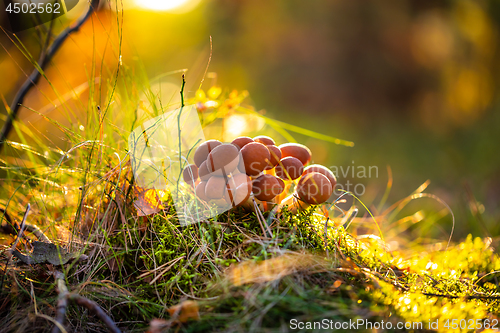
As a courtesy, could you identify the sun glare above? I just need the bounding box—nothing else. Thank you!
[134,0,195,11]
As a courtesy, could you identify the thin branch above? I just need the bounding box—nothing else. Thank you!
[180,73,186,108]
[0,0,101,153]
[70,295,122,333]
[52,270,122,333]
[422,292,500,300]
[52,271,69,333]
[10,203,31,250]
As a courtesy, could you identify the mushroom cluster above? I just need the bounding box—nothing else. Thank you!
[182,135,337,211]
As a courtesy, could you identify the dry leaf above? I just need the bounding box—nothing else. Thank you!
[11,241,88,266]
[167,300,200,323]
[134,187,166,216]
[147,319,170,333]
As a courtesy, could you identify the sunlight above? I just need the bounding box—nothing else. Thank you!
[134,0,197,11]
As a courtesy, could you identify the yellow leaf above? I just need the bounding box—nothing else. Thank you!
[134,187,165,216]
[167,300,200,323]
[207,85,222,99]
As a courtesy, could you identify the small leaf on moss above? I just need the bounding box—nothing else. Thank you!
[167,300,200,323]
[11,241,87,266]
[134,187,165,216]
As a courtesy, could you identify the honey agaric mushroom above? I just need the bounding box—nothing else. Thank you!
[275,156,304,180]
[278,143,312,166]
[198,161,211,181]
[231,136,254,151]
[252,174,285,201]
[195,181,209,201]
[296,172,333,204]
[239,142,271,176]
[253,135,275,146]
[193,140,221,167]
[182,164,199,186]
[207,143,240,176]
[225,173,252,206]
[303,164,337,188]
[265,145,282,170]
[205,176,227,199]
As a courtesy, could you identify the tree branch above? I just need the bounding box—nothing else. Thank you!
[0,0,101,153]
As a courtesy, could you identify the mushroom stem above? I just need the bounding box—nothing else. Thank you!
[279,194,311,214]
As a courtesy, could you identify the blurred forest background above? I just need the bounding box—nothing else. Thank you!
[1,0,499,240]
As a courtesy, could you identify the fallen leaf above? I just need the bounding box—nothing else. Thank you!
[11,241,88,266]
[147,318,170,333]
[134,188,166,216]
[167,300,200,323]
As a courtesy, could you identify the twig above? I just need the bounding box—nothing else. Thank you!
[52,270,122,333]
[52,271,69,333]
[0,204,51,243]
[422,292,500,300]
[0,0,101,153]
[24,223,51,243]
[70,295,122,333]
[180,73,186,108]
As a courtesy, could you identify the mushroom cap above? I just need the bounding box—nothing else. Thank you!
[296,172,333,204]
[253,135,276,146]
[239,142,271,176]
[193,140,221,167]
[264,145,282,170]
[198,161,211,181]
[231,136,254,151]
[182,164,199,186]
[207,143,239,175]
[275,156,304,180]
[195,181,209,201]
[205,176,227,199]
[278,143,312,166]
[303,164,337,188]
[225,173,252,206]
[252,174,285,201]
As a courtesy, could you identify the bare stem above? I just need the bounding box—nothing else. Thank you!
[0,0,101,153]
[52,270,122,333]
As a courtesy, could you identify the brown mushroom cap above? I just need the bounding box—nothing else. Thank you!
[239,142,271,176]
[296,172,332,204]
[252,174,285,201]
[276,176,285,189]
[265,145,282,170]
[195,181,209,201]
[198,161,211,181]
[207,143,239,175]
[205,176,227,199]
[231,136,254,151]
[275,156,304,180]
[225,173,252,206]
[182,164,199,186]
[278,143,312,166]
[303,164,337,188]
[193,140,221,167]
[253,135,276,146]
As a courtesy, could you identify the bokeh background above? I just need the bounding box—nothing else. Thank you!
[1,0,500,240]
